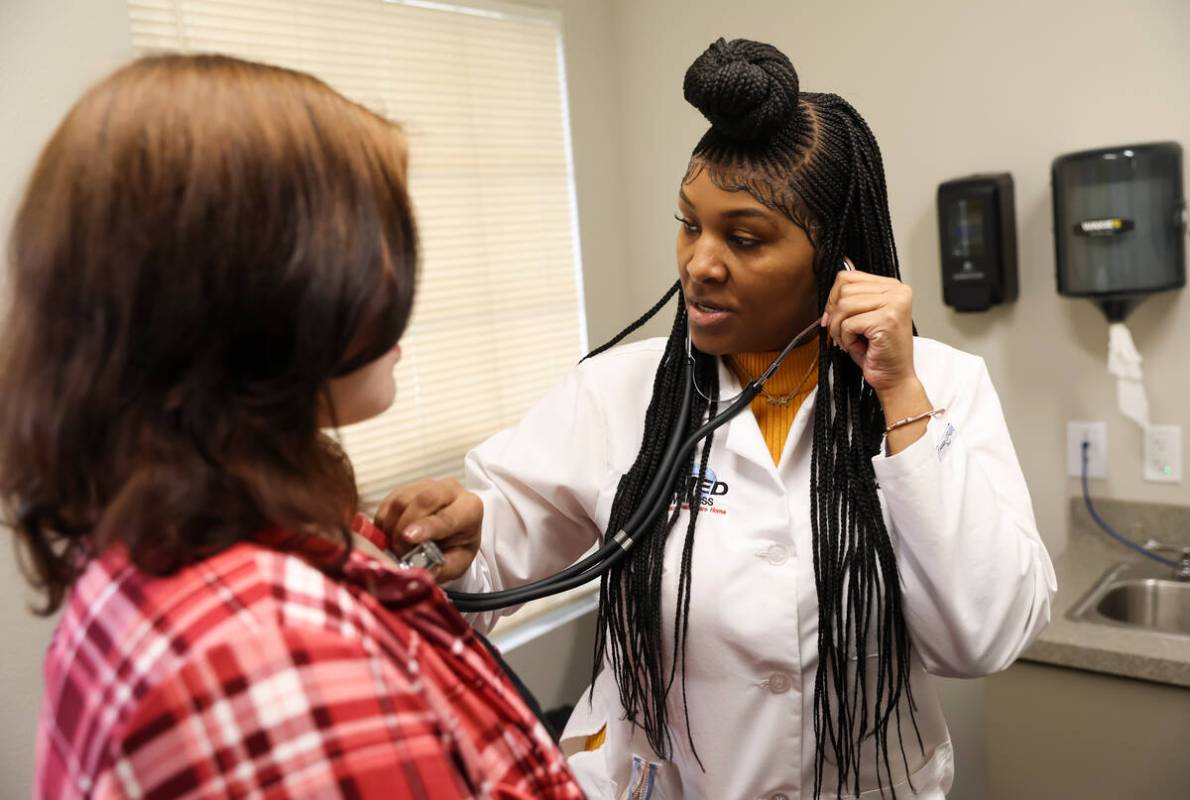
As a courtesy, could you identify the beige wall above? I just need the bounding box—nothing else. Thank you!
[552,0,633,346]
[0,2,134,794]
[0,1,627,794]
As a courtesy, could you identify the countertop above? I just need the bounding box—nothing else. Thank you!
[1021,496,1190,687]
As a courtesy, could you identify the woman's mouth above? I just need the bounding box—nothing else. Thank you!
[687,299,733,328]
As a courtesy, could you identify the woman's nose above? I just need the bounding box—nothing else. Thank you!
[684,237,728,283]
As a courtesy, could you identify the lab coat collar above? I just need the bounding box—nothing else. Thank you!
[715,354,820,478]
[778,384,819,472]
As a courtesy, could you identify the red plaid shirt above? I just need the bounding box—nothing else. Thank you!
[34,522,584,799]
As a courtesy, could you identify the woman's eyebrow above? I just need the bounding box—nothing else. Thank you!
[723,207,775,222]
[678,189,776,224]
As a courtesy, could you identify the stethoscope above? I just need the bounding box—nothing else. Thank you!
[444,259,855,612]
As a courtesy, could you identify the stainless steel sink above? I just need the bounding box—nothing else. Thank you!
[1069,561,1190,638]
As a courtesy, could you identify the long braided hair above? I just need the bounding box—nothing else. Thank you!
[590,39,921,798]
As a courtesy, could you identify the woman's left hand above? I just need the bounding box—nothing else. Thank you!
[822,267,918,397]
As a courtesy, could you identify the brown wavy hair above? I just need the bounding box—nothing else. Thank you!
[1,54,418,613]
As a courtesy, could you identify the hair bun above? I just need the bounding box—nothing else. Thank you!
[682,38,800,142]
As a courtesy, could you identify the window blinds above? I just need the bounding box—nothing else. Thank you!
[127,0,587,506]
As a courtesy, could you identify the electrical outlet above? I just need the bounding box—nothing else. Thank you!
[1067,421,1107,479]
[1144,425,1183,483]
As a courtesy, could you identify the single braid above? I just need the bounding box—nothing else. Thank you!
[583,280,681,363]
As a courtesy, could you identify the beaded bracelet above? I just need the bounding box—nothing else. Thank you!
[884,408,946,435]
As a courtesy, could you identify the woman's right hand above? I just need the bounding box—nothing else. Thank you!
[376,479,483,583]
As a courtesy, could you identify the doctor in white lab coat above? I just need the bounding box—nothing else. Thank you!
[378,38,1056,800]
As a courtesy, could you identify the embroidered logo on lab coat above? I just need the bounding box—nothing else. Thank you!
[936,423,956,459]
[670,465,730,516]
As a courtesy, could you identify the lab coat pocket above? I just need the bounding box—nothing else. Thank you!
[566,749,616,800]
[616,755,665,800]
[560,714,612,797]
[821,648,935,796]
[563,734,678,800]
[560,676,682,800]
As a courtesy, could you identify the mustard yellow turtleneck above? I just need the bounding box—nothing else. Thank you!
[727,340,820,465]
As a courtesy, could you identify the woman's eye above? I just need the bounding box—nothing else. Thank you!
[730,235,761,248]
[674,214,699,234]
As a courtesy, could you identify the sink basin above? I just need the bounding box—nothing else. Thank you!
[1069,562,1190,638]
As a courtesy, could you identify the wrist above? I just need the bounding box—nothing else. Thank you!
[878,376,934,456]
[876,375,928,416]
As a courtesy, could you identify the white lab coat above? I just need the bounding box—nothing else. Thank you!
[454,337,1056,800]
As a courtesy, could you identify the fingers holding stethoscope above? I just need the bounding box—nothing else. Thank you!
[821,257,917,393]
[377,478,484,582]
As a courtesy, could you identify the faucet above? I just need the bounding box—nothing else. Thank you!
[1143,539,1190,581]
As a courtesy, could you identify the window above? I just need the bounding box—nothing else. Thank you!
[127,0,587,506]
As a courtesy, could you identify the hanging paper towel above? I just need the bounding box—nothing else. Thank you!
[1107,322,1150,429]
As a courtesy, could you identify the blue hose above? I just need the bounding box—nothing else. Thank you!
[1081,440,1177,567]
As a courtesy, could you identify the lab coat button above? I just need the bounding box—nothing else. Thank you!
[765,543,789,565]
[766,672,792,694]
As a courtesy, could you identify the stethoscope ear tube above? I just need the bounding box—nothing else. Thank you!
[448,348,766,613]
[447,348,695,612]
